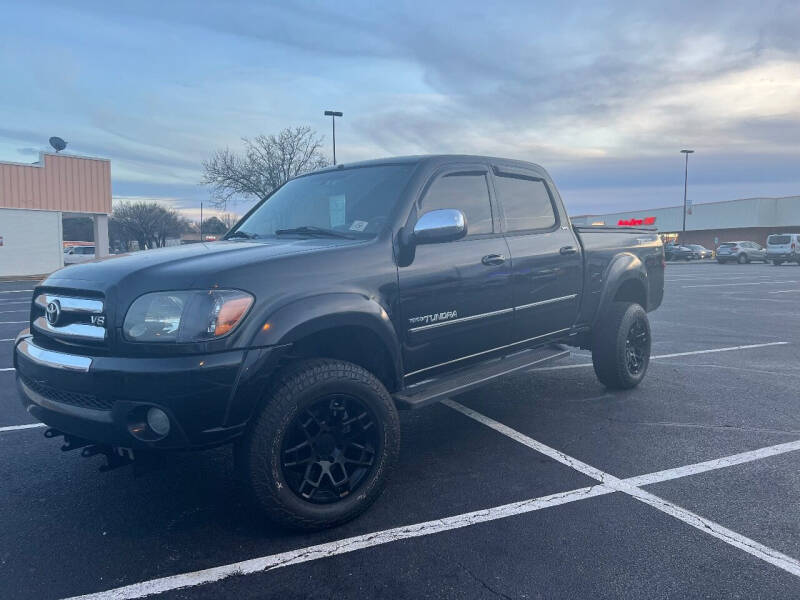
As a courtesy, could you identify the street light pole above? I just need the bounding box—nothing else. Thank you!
[680,149,694,233]
[324,110,343,165]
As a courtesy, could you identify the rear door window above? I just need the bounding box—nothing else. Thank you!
[493,174,557,232]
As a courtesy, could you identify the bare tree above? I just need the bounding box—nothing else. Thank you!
[218,212,239,229]
[201,126,328,210]
[111,202,188,251]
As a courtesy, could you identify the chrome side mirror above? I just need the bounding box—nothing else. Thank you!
[413,209,467,244]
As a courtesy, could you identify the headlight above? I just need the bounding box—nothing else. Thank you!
[123,290,254,342]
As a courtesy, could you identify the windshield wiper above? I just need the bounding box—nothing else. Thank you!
[274,226,355,239]
[225,230,258,240]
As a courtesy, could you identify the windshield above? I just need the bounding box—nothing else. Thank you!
[229,165,415,239]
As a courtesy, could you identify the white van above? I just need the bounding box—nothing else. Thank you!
[766,234,800,265]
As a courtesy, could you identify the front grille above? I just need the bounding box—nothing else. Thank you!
[20,375,113,411]
[32,289,107,347]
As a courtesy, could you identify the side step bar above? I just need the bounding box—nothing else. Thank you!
[393,344,570,409]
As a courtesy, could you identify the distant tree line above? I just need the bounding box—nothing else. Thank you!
[107,202,189,251]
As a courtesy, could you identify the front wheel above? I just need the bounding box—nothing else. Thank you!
[237,359,400,530]
[591,302,651,390]
[737,253,748,264]
[773,260,783,266]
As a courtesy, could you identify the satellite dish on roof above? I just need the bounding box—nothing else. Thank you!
[49,137,67,152]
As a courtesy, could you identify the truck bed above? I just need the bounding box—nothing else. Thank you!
[573,226,665,327]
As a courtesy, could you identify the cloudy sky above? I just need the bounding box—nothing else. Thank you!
[2,0,800,218]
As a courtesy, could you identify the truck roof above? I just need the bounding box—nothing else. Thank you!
[308,154,548,176]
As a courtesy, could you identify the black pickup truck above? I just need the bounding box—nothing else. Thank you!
[14,155,664,529]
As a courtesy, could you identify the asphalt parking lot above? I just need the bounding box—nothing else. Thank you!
[2,262,800,599]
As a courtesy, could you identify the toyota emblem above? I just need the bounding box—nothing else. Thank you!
[45,300,61,326]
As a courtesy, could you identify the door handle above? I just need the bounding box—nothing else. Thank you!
[559,246,577,255]
[481,254,506,266]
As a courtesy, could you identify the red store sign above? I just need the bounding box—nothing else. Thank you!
[618,216,656,226]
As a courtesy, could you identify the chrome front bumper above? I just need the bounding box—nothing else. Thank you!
[15,337,92,372]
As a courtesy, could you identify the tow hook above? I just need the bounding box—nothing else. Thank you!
[44,428,160,474]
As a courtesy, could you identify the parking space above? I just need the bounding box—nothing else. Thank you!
[1,263,800,599]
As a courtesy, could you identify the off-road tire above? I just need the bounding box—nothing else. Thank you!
[237,359,400,530]
[591,302,651,390]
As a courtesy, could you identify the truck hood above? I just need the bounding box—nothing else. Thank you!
[43,238,365,295]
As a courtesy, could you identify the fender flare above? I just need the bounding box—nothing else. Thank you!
[594,252,648,325]
[250,293,403,388]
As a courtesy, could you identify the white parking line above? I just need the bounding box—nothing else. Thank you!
[0,309,27,314]
[1,338,13,342]
[0,368,15,372]
[530,341,790,371]
[0,423,45,433]
[0,289,33,294]
[626,439,800,487]
[683,280,800,288]
[652,342,789,359]
[444,400,800,579]
[61,425,800,600]
[0,320,27,324]
[666,275,776,282]
[65,485,616,600]
[768,289,800,294]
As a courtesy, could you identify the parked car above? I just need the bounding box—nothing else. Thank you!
[716,241,767,264]
[665,243,696,261]
[766,233,800,265]
[63,245,96,264]
[15,154,665,530]
[687,244,713,260]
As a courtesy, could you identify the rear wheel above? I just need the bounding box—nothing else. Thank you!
[237,359,400,530]
[591,302,651,390]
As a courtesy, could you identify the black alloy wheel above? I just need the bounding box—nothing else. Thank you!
[625,319,649,376]
[281,394,379,504]
[237,359,400,530]
[591,301,652,389]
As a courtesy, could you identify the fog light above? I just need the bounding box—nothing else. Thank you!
[146,407,170,436]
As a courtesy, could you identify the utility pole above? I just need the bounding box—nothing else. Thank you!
[680,149,694,232]
[324,110,343,165]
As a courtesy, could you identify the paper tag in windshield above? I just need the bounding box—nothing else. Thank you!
[329,195,346,227]
[350,220,368,232]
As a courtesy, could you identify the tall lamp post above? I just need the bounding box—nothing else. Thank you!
[324,110,343,165]
[680,149,694,233]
